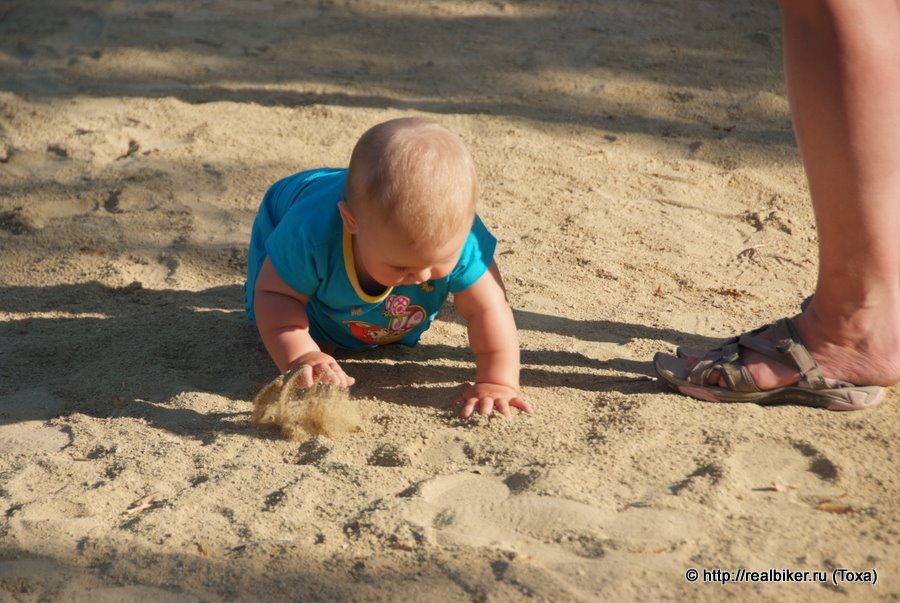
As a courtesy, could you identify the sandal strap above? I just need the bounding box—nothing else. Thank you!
[738,319,827,388]
[688,341,761,392]
[778,318,828,387]
[687,318,827,391]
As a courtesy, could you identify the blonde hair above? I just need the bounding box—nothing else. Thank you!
[345,117,478,246]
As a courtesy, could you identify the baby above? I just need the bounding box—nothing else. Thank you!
[245,117,530,419]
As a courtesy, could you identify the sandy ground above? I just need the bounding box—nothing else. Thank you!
[1,1,898,601]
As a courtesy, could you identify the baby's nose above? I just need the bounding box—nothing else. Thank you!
[409,268,431,283]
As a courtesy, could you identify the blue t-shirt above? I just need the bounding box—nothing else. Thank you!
[245,168,496,349]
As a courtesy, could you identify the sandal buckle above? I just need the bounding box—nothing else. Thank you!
[775,339,794,354]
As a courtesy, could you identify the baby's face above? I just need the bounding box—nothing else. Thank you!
[354,218,469,288]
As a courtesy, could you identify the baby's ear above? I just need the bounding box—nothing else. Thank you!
[337,200,359,234]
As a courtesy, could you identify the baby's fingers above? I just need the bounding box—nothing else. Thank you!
[288,364,317,388]
[490,397,532,420]
[459,396,480,419]
[313,363,355,388]
[459,396,498,419]
[509,396,533,415]
[492,398,513,419]
[477,396,495,417]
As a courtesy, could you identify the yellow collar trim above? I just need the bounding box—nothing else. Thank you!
[343,227,392,303]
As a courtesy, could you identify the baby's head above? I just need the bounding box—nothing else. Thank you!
[341,118,479,287]
[345,117,477,244]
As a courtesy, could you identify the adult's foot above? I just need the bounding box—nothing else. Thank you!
[679,301,900,392]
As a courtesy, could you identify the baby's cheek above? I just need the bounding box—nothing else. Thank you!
[432,266,453,280]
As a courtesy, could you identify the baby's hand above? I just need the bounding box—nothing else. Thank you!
[287,352,355,388]
[457,382,533,419]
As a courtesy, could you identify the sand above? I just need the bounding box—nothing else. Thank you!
[1,1,898,601]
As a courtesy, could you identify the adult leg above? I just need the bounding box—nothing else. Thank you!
[749,0,900,390]
[657,0,900,400]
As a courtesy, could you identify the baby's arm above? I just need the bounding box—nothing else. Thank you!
[453,261,531,419]
[254,257,354,387]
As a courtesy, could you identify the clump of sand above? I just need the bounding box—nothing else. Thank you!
[252,370,363,440]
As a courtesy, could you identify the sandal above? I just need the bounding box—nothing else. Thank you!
[654,318,884,411]
[674,294,815,360]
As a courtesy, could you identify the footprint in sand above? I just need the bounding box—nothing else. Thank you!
[405,431,475,468]
[729,440,844,497]
[0,388,69,453]
[402,472,703,566]
[0,557,201,603]
[363,429,475,469]
[670,439,848,515]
